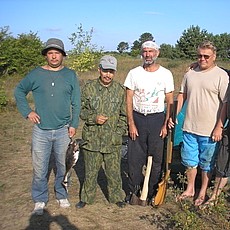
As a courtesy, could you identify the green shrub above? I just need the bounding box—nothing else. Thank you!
[0,88,8,109]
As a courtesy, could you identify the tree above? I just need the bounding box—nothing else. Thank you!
[0,27,44,76]
[213,33,230,59]
[176,25,212,59]
[139,32,155,44]
[68,23,102,72]
[130,32,155,56]
[117,42,129,53]
[159,44,174,59]
[0,26,12,42]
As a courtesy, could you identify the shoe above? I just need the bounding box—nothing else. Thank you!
[32,202,45,215]
[57,198,70,208]
[115,201,126,208]
[125,194,132,204]
[76,201,86,209]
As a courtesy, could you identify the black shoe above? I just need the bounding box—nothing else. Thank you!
[115,201,126,208]
[76,201,86,209]
[125,194,132,204]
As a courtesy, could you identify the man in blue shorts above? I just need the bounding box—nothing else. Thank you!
[176,41,229,206]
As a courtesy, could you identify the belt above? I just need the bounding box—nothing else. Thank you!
[133,110,164,116]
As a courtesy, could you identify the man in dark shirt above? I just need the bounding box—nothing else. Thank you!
[14,38,81,215]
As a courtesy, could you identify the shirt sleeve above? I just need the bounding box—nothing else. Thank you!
[124,70,134,90]
[80,83,98,125]
[14,74,33,118]
[179,73,188,94]
[165,70,174,93]
[70,73,81,128]
[116,87,127,135]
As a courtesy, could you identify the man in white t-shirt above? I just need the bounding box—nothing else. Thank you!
[176,41,229,207]
[124,41,174,204]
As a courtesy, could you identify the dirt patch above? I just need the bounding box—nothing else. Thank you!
[0,109,229,230]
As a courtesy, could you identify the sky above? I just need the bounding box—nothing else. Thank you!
[1,0,230,52]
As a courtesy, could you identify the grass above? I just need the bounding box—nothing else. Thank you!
[0,56,229,229]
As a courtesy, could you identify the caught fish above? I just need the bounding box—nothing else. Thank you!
[62,139,80,192]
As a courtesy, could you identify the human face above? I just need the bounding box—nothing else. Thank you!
[142,48,159,65]
[98,68,115,85]
[197,48,216,70]
[46,49,64,69]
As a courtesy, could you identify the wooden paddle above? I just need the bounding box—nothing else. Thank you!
[154,101,177,206]
[154,129,173,206]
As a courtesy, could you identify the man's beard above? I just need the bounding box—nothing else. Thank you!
[143,57,157,66]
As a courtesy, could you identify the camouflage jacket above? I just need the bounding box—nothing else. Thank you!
[80,78,127,153]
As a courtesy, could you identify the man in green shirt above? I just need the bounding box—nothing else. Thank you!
[76,55,127,208]
[14,38,81,215]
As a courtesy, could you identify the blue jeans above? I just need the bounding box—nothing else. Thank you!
[31,125,70,203]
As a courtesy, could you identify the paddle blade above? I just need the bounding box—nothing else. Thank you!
[154,180,167,206]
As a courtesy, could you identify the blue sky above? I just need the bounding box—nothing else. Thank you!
[1,0,229,52]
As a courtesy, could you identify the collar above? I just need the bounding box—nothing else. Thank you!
[98,78,114,91]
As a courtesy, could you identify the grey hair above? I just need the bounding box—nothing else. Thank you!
[197,40,217,54]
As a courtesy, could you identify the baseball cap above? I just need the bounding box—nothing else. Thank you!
[41,38,67,56]
[141,41,160,50]
[99,55,117,71]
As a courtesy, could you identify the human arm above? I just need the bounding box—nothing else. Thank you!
[69,73,81,130]
[116,87,127,136]
[160,91,174,138]
[211,74,229,141]
[80,81,107,125]
[176,92,187,115]
[212,102,227,142]
[14,75,36,120]
[126,88,139,140]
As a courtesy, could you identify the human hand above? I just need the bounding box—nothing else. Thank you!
[96,115,108,125]
[27,111,40,124]
[160,125,168,139]
[168,117,175,129]
[68,127,76,138]
[186,62,198,72]
[128,123,139,141]
[211,127,223,142]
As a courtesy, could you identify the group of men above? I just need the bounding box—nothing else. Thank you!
[14,38,229,216]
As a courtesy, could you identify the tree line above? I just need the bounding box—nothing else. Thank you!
[117,25,230,60]
[0,25,229,77]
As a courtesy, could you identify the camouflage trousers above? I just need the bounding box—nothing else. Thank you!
[80,148,125,204]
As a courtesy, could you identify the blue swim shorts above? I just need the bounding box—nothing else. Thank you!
[181,131,219,172]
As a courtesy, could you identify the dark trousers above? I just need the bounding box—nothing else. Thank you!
[127,111,165,199]
[216,124,230,177]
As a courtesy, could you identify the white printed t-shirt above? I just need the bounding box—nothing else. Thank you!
[124,66,174,115]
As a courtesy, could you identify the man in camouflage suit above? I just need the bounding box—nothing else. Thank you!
[76,55,127,209]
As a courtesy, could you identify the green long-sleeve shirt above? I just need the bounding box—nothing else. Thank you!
[14,66,81,129]
[80,78,127,153]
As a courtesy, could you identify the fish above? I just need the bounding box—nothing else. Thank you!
[62,138,80,192]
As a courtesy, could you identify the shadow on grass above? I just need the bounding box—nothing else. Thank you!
[25,210,78,230]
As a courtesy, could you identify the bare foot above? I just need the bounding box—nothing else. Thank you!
[194,196,205,206]
[176,192,194,202]
[199,198,217,210]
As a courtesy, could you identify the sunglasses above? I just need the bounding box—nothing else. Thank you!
[197,54,212,60]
